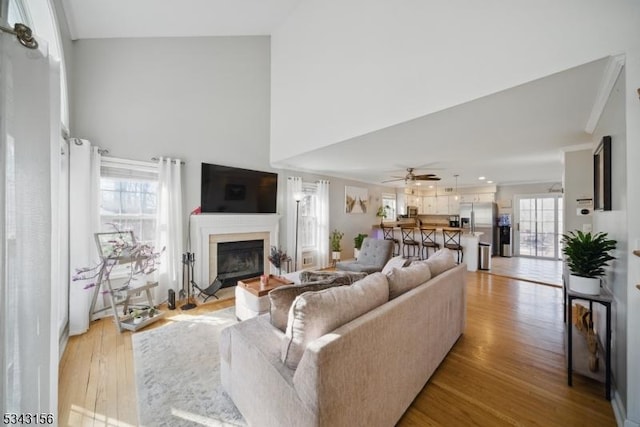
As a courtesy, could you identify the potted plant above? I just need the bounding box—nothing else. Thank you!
[561,230,617,295]
[268,246,290,275]
[132,309,144,325]
[330,229,344,262]
[353,233,368,259]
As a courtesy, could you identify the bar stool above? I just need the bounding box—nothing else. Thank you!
[401,227,420,259]
[442,229,463,263]
[381,225,400,256]
[419,228,440,260]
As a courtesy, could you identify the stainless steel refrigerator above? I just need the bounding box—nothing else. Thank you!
[459,202,498,255]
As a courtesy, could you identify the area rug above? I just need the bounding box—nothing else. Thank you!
[132,307,247,427]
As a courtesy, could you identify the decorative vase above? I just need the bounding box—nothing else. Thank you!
[332,251,341,261]
[133,316,143,325]
[354,248,360,260]
[570,274,601,295]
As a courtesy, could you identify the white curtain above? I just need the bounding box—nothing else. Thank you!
[286,176,303,271]
[68,139,101,335]
[155,158,184,301]
[316,180,330,268]
[0,32,60,416]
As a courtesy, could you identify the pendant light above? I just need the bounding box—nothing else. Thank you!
[454,174,459,200]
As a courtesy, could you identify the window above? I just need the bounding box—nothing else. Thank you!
[6,0,30,26]
[100,158,159,245]
[298,183,319,269]
[381,193,397,222]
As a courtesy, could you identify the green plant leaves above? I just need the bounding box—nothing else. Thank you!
[561,231,617,278]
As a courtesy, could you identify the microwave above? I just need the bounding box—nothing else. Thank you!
[407,206,418,217]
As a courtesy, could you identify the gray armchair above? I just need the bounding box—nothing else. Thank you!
[336,237,394,274]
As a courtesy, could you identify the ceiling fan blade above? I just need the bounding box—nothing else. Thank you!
[414,175,441,181]
[382,178,405,183]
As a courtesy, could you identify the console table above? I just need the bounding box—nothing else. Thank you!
[565,283,612,400]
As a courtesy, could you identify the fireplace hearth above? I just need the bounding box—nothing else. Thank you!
[189,214,281,289]
[217,240,264,287]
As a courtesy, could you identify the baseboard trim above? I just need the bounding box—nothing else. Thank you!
[612,388,639,427]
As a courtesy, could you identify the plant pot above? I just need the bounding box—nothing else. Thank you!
[133,316,143,325]
[354,248,360,260]
[332,251,341,261]
[570,274,601,295]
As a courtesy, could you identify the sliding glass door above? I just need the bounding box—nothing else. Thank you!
[515,195,563,259]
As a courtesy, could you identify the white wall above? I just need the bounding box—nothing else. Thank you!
[278,171,393,261]
[495,182,559,215]
[72,36,271,216]
[590,68,629,413]
[622,50,640,426]
[71,36,387,265]
[271,0,640,163]
[563,150,594,235]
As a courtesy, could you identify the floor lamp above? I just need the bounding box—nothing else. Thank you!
[293,193,303,271]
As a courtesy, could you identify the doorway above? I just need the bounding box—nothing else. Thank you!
[514,195,563,259]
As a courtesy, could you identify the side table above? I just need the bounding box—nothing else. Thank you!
[565,285,612,400]
[235,275,294,320]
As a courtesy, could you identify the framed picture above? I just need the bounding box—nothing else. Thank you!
[345,186,368,214]
[593,135,611,211]
[94,231,135,258]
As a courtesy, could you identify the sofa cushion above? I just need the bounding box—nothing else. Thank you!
[299,270,367,285]
[381,255,411,275]
[425,248,457,277]
[269,281,346,332]
[281,272,389,369]
[385,260,432,300]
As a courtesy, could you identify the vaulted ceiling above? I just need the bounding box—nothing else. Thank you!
[60,0,611,189]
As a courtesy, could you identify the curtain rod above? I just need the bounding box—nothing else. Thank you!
[151,157,185,165]
[0,23,38,49]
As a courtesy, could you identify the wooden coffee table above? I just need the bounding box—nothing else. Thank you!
[235,275,294,320]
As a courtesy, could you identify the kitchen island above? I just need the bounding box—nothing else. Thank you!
[372,223,481,272]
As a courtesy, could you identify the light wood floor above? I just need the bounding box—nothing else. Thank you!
[488,256,563,287]
[58,273,615,426]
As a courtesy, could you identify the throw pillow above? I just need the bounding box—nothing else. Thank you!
[385,260,432,299]
[381,255,411,275]
[425,248,457,277]
[299,270,367,285]
[269,281,345,332]
[281,272,389,369]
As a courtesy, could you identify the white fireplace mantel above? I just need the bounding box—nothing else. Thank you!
[189,214,281,287]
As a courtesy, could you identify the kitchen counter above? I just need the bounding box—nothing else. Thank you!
[371,224,481,272]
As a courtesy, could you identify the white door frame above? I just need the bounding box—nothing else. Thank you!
[514,193,563,259]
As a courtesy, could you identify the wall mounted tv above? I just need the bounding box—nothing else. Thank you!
[201,163,278,214]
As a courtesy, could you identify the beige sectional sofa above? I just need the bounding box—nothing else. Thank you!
[220,251,467,427]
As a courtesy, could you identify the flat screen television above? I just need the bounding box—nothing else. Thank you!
[201,163,278,213]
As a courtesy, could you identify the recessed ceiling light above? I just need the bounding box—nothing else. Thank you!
[487,180,493,184]
[429,185,434,189]
[478,176,486,180]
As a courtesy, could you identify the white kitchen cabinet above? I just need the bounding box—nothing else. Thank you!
[436,196,449,214]
[459,193,495,203]
[406,194,422,212]
[396,193,407,215]
[422,196,436,214]
[449,196,460,214]
[476,193,495,202]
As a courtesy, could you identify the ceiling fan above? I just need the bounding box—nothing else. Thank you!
[382,167,442,184]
